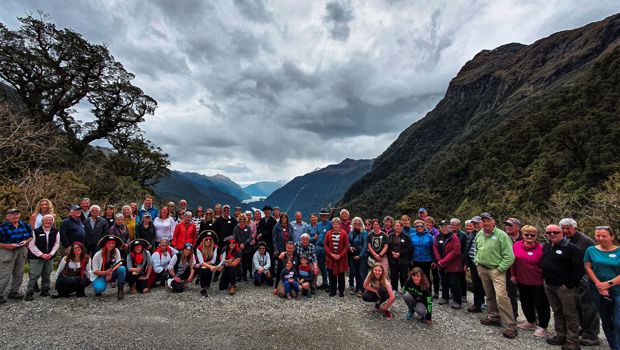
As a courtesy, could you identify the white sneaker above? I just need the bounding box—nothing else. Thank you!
[517,321,537,330]
[533,327,548,337]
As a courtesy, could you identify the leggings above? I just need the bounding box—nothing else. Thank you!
[518,284,551,328]
[389,262,409,291]
[199,268,213,289]
[362,286,389,305]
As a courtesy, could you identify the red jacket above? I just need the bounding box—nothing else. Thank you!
[172,222,197,250]
[433,233,463,272]
[325,228,349,274]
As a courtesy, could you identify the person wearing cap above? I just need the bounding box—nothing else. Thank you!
[233,214,253,282]
[83,205,108,257]
[252,241,272,286]
[215,205,237,244]
[388,220,412,294]
[168,242,195,293]
[172,211,197,250]
[542,224,584,349]
[584,226,620,350]
[0,209,33,302]
[217,237,242,295]
[561,218,601,346]
[325,217,350,297]
[316,208,333,290]
[433,220,463,309]
[504,217,523,320]
[150,239,177,287]
[291,211,309,244]
[475,212,518,338]
[60,205,86,248]
[126,239,152,294]
[465,218,485,313]
[91,235,127,299]
[418,208,428,221]
[195,231,218,297]
[137,195,158,223]
[449,218,468,303]
[25,214,60,301]
[54,241,91,298]
[135,212,156,250]
[257,205,277,252]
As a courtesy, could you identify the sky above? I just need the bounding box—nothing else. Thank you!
[1,1,619,185]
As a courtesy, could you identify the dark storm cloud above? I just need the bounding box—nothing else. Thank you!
[234,0,274,23]
[324,1,354,41]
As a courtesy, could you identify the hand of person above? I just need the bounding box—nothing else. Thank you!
[138,275,147,280]
[394,252,400,258]
[510,276,517,284]
[313,234,318,242]
[105,274,112,282]
[464,266,469,273]
[258,268,264,274]
[278,252,285,260]
[353,256,360,260]
[426,320,433,326]
[9,243,20,249]
[187,276,193,283]
[40,253,50,260]
[216,266,222,272]
[174,276,181,283]
[600,289,610,297]
[431,262,436,269]
[379,304,388,312]
[596,281,611,291]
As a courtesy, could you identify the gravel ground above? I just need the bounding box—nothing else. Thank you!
[0,276,609,350]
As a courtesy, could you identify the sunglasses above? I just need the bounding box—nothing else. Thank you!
[415,225,425,228]
[546,231,561,235]
[523,234,537,238]
[205,238,212,241]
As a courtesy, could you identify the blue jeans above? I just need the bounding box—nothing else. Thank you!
[93,266,127,294]
[590,284,620,350]
[283,280,299,295]
[316,247,328,285]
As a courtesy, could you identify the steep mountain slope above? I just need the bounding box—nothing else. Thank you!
[243,180,287,197]
[340,13,620,219]
[179,172,250,201]
[259,158,373,216]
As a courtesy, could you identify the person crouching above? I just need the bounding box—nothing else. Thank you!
[126,239,153,294]
[167,243,195,293]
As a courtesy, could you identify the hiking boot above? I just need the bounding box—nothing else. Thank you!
[117,284,124,300]
[25,294,34,301]
[33,282,40,293]
[40,290,50,297]
[579,338,600,346]
[7,292,23,300]
[561,344,582,350]
[438,298,449,305]
[450,302,462,309]
[467,305,482,313]
[130,286,137,295]
[480,318,502,327]
[546,336,566,346]
[533,327,548,338]
[502,328,518,339]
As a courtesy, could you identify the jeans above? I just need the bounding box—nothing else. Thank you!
[590,284,620,350]
[240,251,253,281]
[316,247,328,285]
[283,280,300,295]
[350,256,366,292]
[578,276,601,340]
[253,271,273,286]
[403,293,428,319]
[92,266,127,294]
[218,266,238,290]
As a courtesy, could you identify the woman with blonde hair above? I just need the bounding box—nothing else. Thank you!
[195,231,219,297]
[121,205,136,240]
[30,198,55,229]
[362,263,396,320]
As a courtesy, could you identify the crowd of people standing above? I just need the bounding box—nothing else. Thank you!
[0,195,618,350]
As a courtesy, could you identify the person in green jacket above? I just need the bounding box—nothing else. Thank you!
[475,212,518,339]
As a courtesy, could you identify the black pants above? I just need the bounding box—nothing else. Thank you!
[240,251,253,281]
[350,257,363,292]
[153,271,169,287]
[468,261,485,307]
[199,268,213,289]
[171,268,191,293]
[389,262,408,292]
[55,274,90,297]
[126,274,148,292]
[219,266,238,290]
[431,266,441,296]
[461,270,467,298]
[506,270,519,318]
[362,286,388,305]
[439,269,462,304]
[412,261,432,283]
[518,284,551,328]
[328,270,345,295]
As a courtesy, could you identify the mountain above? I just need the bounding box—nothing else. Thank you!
[340,14,620,220]
[243,180,287,197]
[258,158,373,217]
[154,171,249,210]
[181,172,250,201]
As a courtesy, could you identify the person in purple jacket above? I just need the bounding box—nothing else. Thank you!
[510,225,550,338]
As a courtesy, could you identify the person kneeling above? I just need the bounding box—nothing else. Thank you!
[281,259,300,300]
[362,264,396,320]
[91,236,126,299]
[403,267,433,325]
[195,231,218,297]
[126,239,153,294]
[168,243,195,293]
[298,255,314,298]
[217,237,241,295]
[54,242,91,298]
[252,241,272,286]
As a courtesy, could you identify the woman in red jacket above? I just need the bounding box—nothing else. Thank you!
[325,217,350,297]
[172,211,197,250]
[432,220,463,309]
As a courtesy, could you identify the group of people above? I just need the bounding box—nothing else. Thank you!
[0,196,618,350]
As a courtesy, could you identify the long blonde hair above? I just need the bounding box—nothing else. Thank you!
[200,236,215,262]
[33,198,55,217]
[367,263,390,287]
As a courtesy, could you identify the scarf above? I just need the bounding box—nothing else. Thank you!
[155,246,172,257]
[132,251,144,266]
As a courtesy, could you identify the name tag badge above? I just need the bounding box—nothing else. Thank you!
[39,233,46,236]
[555,250,563,255]
[527,252,534,256]
[439,240,444,244]
[400,239,404,243]
[491,236,497,240]
[323,229,327,233]
[610,254,617,258]
[227,221,231,224]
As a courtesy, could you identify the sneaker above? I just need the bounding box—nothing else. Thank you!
[546,336,566,346]
[450,302,462,309]
[502,328,518,339]
[200,289,207,295]
[579,338,601,346]
[533,327,548,338]
[339,292,344,297]
[406,309,414,321]
[438,298,449,305]
[24,294,34,301]
[384,310,393,320]
[467,305,482,313]
[480,318,502,327]
[40,290,50,297]
[229,286,237,295]
[517,321,537,330]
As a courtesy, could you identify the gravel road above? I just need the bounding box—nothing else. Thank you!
[0,277,609,350]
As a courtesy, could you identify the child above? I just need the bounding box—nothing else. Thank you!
[297,255,314,298]
[362,263,396,320]
[403,267,433,325]
[280,259,300,300]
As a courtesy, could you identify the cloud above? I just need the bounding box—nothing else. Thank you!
[1,0,619,184]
